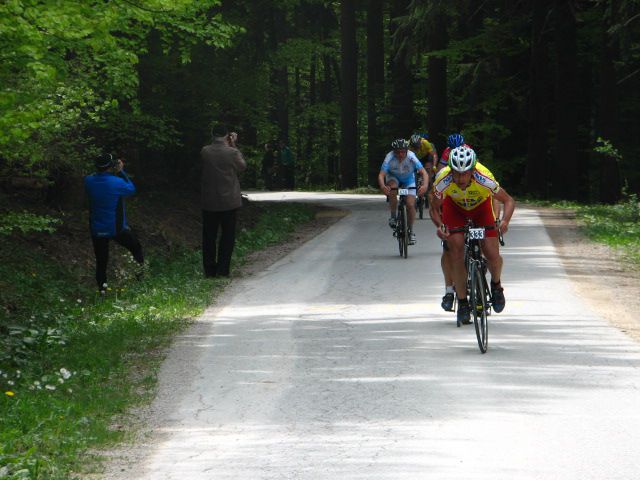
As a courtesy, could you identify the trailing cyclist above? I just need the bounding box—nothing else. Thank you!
[429,146,516,325]
[435,133,471,310]
[378,138,429,245]
[436,133,467,173]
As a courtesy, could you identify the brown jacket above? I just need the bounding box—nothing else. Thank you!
[201,139,247,211]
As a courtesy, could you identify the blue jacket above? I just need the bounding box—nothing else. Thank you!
[84,171,136,237]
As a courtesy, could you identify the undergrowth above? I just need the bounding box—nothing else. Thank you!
[0,203,314,479]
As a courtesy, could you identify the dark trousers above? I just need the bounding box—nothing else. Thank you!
[202,209,237,277]
[91,229,144,289]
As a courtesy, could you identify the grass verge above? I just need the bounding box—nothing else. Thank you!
[0,203,315,479]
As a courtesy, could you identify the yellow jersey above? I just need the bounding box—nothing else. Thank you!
[433,162,500,211]
[410,138,435,162]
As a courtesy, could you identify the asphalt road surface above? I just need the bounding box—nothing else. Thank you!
[109,192,640,480]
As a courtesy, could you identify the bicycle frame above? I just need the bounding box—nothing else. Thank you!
[390,187,416,259]
[450,218,503,352]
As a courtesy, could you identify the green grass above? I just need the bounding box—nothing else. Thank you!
[0,203,315,479]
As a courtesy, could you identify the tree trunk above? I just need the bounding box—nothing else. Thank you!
[388,0,413,137]
[525,0,552,198]
[552,0,578,200]
[597,0,622,204]
[426,6,447,153]
[367,0,384,186]
[367,0,385,186]
[340,0,358,189]
[270,8,289,141]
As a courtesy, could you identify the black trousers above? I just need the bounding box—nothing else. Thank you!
[91,229,144,289]
[202,209,237,277]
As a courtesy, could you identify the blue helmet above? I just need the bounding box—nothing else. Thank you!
[447,133,464,149]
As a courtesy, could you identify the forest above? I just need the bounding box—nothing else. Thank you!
[1,0,639,204]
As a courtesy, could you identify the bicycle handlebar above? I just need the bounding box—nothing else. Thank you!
[445,222,505,247]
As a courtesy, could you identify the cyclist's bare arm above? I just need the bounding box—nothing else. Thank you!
[378,170,391,194]
[493,187,515,234]
[417,167,429,195]
[428,193,449,239]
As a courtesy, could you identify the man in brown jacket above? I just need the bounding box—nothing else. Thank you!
[201,124,247,277]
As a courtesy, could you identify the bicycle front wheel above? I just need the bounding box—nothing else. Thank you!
[469,261,489,353]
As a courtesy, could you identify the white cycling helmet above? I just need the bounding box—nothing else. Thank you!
[410,134,422,147]
[449,146,477,172]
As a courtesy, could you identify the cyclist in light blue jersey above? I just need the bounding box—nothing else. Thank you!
[378,138,429,245]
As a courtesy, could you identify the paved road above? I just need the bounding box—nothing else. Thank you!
[111,193,640,480]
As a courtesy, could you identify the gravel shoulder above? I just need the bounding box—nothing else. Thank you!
[536,206,640,342]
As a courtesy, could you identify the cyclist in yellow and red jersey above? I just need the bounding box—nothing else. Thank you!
[409,133,437,175]
[429,146,515,325]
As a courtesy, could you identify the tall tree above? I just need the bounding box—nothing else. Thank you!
[597,0,622,203]
[389,0,414,137]
[367,0,385,186]
[526,0,553,198]
[552,0,579,200]
[340,0,358,188]
[426,3,448,151]
[270,7,290,142]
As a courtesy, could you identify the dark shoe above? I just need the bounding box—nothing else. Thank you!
[457,299,471,325]
[491,282,505,313]
[441,292,454,311]
[388,217,397,229]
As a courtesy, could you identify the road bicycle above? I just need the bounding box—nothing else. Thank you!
[390,187,416,259]
[449,219,504,353]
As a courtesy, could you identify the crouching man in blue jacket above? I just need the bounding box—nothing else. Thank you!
[84,153,144,294]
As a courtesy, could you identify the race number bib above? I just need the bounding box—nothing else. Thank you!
[398,188,409,196]
[469,228,485,240]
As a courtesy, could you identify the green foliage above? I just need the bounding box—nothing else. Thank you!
[0,202,314,478]
[594,137,622,161]
[0,212,61,236]
[0,0,241,177]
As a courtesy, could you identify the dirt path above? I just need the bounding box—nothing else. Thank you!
[536,207,640,342]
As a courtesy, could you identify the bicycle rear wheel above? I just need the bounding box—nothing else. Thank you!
[401,205,408,258]
[396,207,405,257]
[469,261,489,353]
[418,196,424,219]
